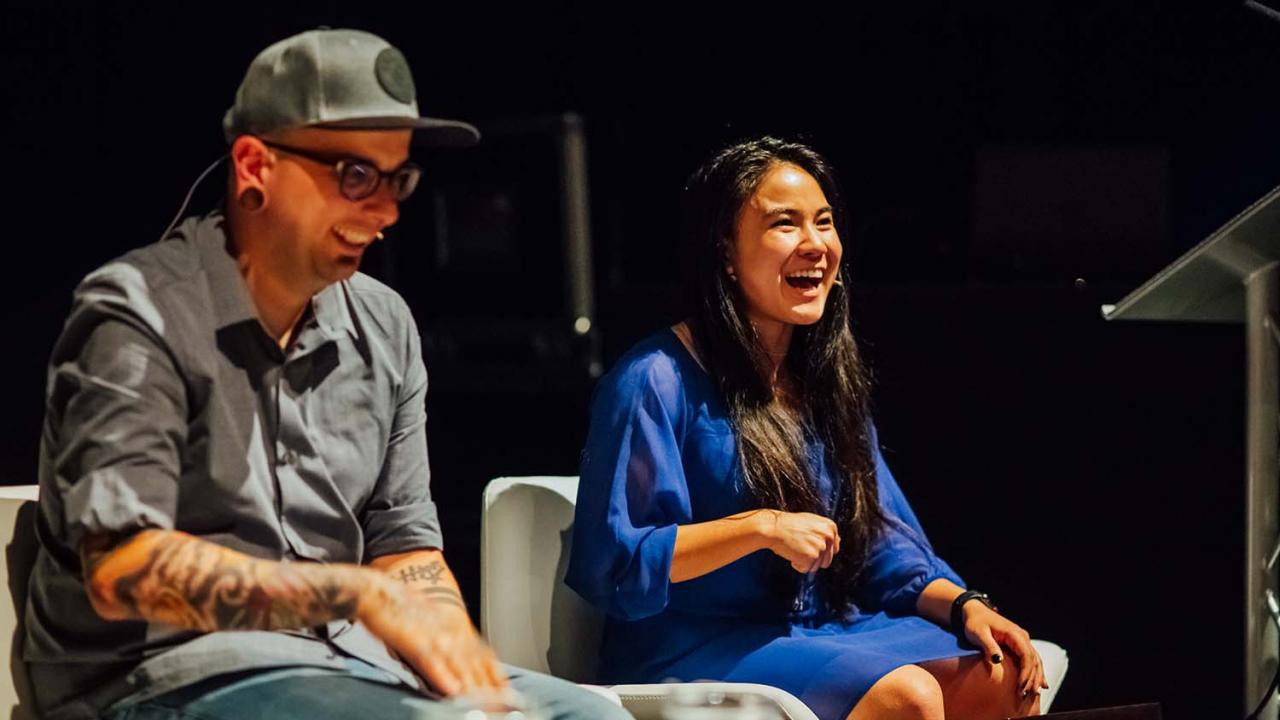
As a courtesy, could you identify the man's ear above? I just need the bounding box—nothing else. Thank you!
[229,135,272,202]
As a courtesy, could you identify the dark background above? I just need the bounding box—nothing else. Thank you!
[2,1,1273,717]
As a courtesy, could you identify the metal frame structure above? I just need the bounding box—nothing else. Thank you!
[1105,184,1280,719]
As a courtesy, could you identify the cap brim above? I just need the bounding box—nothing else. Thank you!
[315,116,481,148]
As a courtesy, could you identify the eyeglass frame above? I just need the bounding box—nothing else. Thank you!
[257,139,423,202]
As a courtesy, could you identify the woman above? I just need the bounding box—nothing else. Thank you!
[565,137,1048,720]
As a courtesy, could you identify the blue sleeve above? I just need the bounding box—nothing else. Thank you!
[566,355,690,620]
[855,430,964,615]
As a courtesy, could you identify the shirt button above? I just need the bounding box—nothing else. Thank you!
[279,448,300,466]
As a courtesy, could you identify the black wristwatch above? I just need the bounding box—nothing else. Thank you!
[950,590,996,634]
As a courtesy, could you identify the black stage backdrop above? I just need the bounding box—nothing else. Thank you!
[2,1,1268,717]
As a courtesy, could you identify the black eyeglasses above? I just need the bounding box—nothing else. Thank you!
[260,140,422,202]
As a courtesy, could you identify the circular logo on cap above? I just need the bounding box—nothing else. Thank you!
[375,47,416,105]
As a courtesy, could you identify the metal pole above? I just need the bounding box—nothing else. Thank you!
[1246,262,1280,719]
[557,112,602,378]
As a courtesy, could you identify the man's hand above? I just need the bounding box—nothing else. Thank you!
[358,576,505,697]
[367,550,507,697]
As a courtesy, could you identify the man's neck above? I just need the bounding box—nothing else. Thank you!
[227,220,314,349]
[239,258,310,349]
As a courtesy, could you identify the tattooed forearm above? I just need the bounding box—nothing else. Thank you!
[83,530,374,632]
[395,562,445,585]
[415,586,467,610]
[387,558,465,609]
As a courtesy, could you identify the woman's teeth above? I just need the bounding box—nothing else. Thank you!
[784,269,824,289]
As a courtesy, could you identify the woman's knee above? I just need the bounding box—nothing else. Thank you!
[850,665,945,720]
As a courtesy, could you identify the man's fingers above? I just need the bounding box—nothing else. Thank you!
[484,655,509,689]
[461,651,492,693]
[474,645,506,690]
[421,654,464,697]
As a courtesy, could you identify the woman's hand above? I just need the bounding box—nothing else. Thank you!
[961,601,1049,699]
[761,510,841,573]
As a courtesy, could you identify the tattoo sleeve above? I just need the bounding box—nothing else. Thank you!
[82,530,374,632]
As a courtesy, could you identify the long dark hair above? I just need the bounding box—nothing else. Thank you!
[682,136,883,614]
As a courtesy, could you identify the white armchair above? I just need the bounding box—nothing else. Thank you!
[0,485,41,720]
[479,476,1069,720]
[480,475,820,719]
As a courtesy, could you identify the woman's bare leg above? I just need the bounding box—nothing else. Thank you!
[846,664,945,720]
[919,654,1040,719]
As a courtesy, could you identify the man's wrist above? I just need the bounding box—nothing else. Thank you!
[414,584,467,609]
[355,569,404,623]
[423,591,468,613]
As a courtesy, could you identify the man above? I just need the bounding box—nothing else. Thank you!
[24,28,630,720]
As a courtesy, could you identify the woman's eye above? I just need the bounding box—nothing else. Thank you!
[771,218,795,228]
[817,216,833,226]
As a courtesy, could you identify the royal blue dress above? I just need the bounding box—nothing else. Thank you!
[565,330,978,720]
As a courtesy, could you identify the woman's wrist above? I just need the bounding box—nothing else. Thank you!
[751,509,781,551]
[950,589,996,633]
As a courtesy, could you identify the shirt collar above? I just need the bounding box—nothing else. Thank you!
[311,281,359,342]
[195,211,259,331]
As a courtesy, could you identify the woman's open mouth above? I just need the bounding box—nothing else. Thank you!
[784,269,823,290]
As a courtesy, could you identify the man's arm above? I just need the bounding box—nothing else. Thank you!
[370,548,465,611]
[82,529,382,631]
[84,529,504,696]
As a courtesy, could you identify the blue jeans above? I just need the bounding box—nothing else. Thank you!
[103,658,631,720]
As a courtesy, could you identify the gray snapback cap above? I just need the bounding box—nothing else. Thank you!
[222,28,479,147]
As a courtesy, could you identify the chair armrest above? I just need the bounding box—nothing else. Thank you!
[575,684,623,706]
[608,682,819,720]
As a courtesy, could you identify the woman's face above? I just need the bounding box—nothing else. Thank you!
[729,162,842,331]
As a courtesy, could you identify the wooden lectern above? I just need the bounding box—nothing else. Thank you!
[1105,185,1280,719]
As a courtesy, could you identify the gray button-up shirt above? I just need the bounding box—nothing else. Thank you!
[25,211,443,719]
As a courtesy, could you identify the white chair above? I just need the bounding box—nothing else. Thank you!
[0,485,41,720]
[479,476,1069,720]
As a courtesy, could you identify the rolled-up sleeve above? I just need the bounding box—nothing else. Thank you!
[360,317,442,559]
[47,317,187,553]
[855,430,964,616]
[566,356,689,620]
